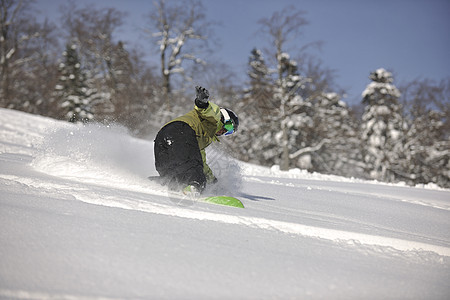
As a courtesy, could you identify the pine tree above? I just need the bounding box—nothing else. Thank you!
[54,43,96,123]
[399,79,450,187]
[234,48,275,164]
[237,49,349,173]
[239,51,313,169]
[246,48,272,99]
[404,110,449,187]
[360,68,405,182]
[106,41,133,120]
[308,92,364,177]
[276,53,312,170]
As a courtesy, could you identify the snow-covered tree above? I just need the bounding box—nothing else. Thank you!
[308,92,363,177]
[235,49,313,169]
[246,48,272,98]
[360,68,405,181]
[400,79,449,187]
[255,7,336,171]
[54,43,96,123]
[0,0,59,114]
[275,53,313,170]
[403,110,449,187]
[236,8,348,172]
[105,41,134,119]
[60,4,128,120]
[232,48,275,164]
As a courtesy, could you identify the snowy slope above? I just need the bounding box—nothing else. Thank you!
[1,108,449,299]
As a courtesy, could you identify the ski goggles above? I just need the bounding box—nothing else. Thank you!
[223,120,235,136]
[220,108,235,135]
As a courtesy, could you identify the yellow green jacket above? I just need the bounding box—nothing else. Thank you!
[167,102,223,182]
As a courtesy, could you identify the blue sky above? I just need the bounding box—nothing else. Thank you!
[36,0,449,105]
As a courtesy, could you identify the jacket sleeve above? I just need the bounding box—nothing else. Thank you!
[195,102,223,131]
[201,149,217,183]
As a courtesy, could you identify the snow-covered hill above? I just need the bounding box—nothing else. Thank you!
[1,108,449,299]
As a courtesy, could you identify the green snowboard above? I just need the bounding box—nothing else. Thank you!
[147,176,244,208]
[201,196,245,208]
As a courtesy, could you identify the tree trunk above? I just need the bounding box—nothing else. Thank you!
[161,45,171,109]
[280,122,290,170]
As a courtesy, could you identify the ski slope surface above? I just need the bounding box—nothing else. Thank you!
[1,108,449,299]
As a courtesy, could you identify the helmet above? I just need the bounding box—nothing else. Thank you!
[220,108,239,135]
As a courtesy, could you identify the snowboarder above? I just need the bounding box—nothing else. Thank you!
[154,86,239,195]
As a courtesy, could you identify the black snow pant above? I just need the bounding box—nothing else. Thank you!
[154,121,206,191]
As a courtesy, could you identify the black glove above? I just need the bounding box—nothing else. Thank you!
[195,86,209,108]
